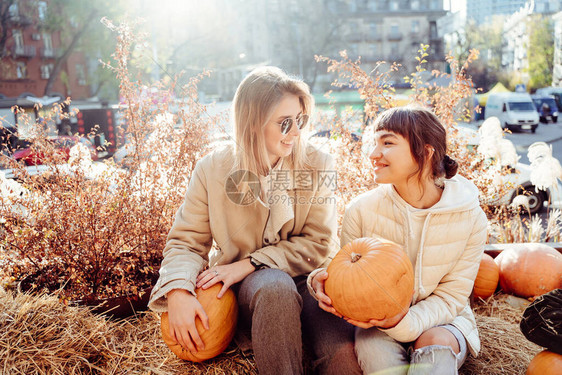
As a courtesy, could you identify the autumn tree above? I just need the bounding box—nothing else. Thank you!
[526,15,554,91]
[454,17,504,91]
[42,0,125,98]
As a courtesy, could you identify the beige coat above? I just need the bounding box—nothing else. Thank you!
[149,143,338,312]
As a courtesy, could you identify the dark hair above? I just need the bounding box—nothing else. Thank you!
[374,106,458,182]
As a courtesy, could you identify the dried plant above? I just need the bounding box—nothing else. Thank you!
[315,46,515,231]
[0,19,221,303]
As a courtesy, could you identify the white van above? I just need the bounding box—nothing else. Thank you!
[485,92,539,133]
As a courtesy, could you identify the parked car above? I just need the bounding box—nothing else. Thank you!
[531,95,559,123]
[11,136,98,166]
[535,87,562,114]
[485,92,540,133]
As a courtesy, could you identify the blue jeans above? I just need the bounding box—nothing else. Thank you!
[355,324,468,375]
[237,268,362,375]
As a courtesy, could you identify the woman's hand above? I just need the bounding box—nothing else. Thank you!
[312,270,342,318]
[166,289,209,352]
[196,259,255,298]
[345,307,409,329]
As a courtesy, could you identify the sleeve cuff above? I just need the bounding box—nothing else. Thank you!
[306,267,326,301]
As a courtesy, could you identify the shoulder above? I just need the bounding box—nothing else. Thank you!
[346,185,391,214]
[304,142,334,169]
[197,141,235,172]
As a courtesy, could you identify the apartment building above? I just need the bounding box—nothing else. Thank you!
[0,0,90,101]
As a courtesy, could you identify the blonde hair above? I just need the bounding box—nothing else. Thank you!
[232,66,313,176]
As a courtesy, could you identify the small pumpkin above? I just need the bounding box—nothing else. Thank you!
[473,253,500,299]
[494,244,562,298]
[325,237,414,322]
[526,350,562,375]
[160,283,238,362]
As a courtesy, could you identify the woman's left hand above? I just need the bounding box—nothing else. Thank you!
[196,259,256,298]
[345,307,409,329]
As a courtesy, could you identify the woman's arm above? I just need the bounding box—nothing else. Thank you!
[250,153,339,276]
[148,159,213,312]
[380,210,488,343]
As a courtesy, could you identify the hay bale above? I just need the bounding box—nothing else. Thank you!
[103,312,257,374]
[0,288,257,374]
[472,293,528,323]
[0,288,114,374]
[460,315,542,375]
[0,289,546,374]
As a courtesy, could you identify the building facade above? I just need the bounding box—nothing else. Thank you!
[0,0,90,101]
[331,0,447,84]
[467,0,527,25]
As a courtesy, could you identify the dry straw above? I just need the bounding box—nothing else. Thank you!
[0,288,543,375]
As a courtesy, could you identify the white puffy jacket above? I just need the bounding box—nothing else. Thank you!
[311,175,487,356]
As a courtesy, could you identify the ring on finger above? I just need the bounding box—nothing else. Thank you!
[213,270,219,277]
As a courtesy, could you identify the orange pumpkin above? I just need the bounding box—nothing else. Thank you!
[325,237,414,322]
[473,253,500,299]
[494,244,562,298]
[527,350,562,375]
[160,283,238,362]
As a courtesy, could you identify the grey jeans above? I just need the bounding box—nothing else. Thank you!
[355,324,468,375]
[237,268,362,375]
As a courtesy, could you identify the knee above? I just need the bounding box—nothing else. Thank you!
[251,270,300,307]
[414,327,460,354]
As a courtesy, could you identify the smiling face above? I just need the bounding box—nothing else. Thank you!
[263,94,303,166]
[369,130,420,187]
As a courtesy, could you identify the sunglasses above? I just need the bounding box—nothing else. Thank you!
[277,114,309,135]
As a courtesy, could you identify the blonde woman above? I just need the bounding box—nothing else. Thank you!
[309,106,487,374]
[149,67,361,374]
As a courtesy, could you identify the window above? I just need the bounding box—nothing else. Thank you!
[411,0,419,10]
[8,3,18,18]
[16,62,27,79]
[43,32,53,52]
[390,24,399,34]
[76,64,86,85]
[40,64,53,79]
[430,21,438,39]
[38,1,47,20]
[370,43,378,56]
[390,0,399,11]
[391,41,399,54]
[411,20,420,34]
[369,21,380,37]
[13,29,24,50]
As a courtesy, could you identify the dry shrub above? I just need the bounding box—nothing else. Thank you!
[0,19,221,303]
[314,46,515,226]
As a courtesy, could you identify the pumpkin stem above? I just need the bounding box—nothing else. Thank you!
[350,252,362,263]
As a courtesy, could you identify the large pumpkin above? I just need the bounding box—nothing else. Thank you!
[473,253,500,299]
[325,237,414,322]
[160,283,238,362]
[527,350,562,375]
[494,244,562,298]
